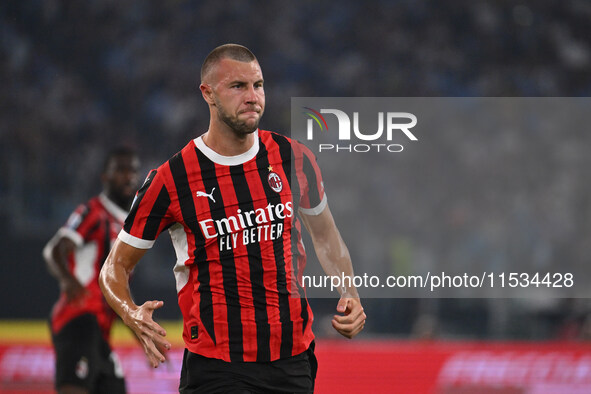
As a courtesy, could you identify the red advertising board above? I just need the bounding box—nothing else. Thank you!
[1,340,591,393]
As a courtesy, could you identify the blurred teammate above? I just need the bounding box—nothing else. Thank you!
[100,44,366,393]
[43,147,140,394]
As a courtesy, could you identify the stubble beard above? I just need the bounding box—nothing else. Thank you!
[215,98,263,136]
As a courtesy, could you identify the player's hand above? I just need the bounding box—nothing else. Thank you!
[60,275,88,305]
[124,300,171,368]
[332,296,366,339]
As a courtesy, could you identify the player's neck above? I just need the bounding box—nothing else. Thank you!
[202,123,256,157]
[103,191,131,211]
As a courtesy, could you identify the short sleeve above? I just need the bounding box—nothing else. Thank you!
[119,168,174,249]
[59,203,97,247]
[296,142,327,216]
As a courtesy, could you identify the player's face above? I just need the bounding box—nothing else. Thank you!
[209,58,265,135]
[103,155,141,209]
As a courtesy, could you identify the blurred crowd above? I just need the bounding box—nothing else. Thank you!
[2,0,591,340]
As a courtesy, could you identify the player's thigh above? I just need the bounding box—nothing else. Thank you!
[94,334,126,394]
[57,384,89,394]
[179,349,255,393]
[51,314,102,392]
[265,346,315,393]
[94,374,126,394]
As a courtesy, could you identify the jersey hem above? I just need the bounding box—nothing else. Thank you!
[183,334,315,363]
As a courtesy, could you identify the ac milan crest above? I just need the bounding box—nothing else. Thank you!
[268,172,283,193]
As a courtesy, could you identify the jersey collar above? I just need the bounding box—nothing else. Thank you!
[194,129,259,166]
[99,193,128,222]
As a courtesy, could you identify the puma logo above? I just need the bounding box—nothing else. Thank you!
[196,187,216,203]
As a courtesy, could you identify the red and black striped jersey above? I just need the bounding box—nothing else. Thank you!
[119,129,326,362]
[43,193,128,339]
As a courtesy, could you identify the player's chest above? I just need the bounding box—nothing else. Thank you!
[176,164,297,232]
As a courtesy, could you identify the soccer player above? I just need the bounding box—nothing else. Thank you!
[99,44,366,393]
[43,147,140,394]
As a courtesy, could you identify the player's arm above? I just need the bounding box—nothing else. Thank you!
[99,239,171,368]
[42,235,87,303]
[300,205,366,339]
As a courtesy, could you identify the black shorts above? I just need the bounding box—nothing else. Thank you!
[51,314,126,394]
[179,342,318,394]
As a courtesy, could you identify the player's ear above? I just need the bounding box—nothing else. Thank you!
[200,83,215,105]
